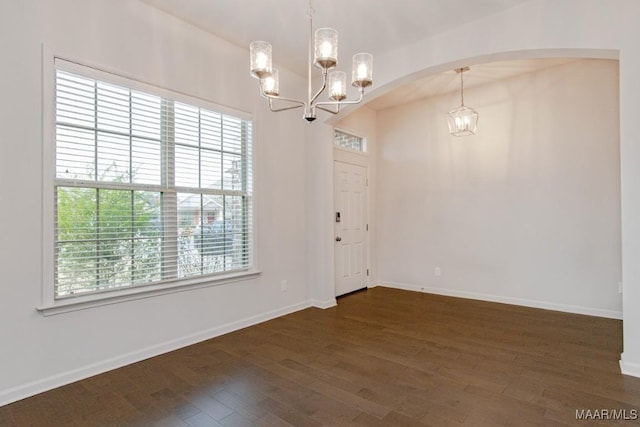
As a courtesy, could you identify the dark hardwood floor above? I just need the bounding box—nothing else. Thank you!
[2,287,640,426]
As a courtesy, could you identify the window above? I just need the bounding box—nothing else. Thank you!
[53,61,253,300]
[334,129,365,152]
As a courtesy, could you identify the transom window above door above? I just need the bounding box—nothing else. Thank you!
[334,129,366,153]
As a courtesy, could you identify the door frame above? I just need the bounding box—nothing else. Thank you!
[333,129,371,297]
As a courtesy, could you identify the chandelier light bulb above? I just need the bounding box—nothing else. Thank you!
[328,71,346,101]
[261,68,279,96]
[455,115,471,131]
[357,64,367,79]
[320,41,332,58]
[256,53,268,70]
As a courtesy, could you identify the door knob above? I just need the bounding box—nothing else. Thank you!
[335,236,342,242]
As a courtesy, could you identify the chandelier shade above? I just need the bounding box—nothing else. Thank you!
[249,1,373,122]
[352,53,373,88]
[447,67,478,137]
[249,41,272,79]
[261,68,279,96]
[314,28,338,69]
[328,71,347,101]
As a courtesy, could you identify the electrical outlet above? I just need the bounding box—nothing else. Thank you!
[434,267,442,277]
[281,280,288,292]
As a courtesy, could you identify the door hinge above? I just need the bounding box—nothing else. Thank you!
[366,224,369,231]
[366,269,369,276]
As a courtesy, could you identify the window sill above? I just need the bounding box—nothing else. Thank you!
[36,270,261,316]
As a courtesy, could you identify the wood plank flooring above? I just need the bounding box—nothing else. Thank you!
[2,287,639,426]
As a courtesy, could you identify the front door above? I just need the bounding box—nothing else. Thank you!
[334,161,368,296]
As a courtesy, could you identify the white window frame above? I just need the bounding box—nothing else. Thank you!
[39,54,259,316]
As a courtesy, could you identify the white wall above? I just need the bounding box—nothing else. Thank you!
[305,121,336,307]
[375,59,621,317]
[311,0,640,377]
[0,0,309,405]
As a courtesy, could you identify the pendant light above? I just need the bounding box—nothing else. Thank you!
[447,67,479,137]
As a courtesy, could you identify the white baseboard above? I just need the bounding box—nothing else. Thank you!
[376,281,623,320]
[0,300,313,407]
[309,298,337,309]
[620,354,640,378]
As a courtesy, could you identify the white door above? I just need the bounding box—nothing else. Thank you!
[334,161,368,296]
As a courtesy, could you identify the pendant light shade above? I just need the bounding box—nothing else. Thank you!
[447,67,478,137]
[447,105,479,136]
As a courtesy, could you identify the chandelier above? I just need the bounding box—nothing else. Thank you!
[447,67,479,136]
[249,2,373,122]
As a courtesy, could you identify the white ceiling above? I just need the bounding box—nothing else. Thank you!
[142,0,531,77]
[367,58,578,110]
[141,0,581,111]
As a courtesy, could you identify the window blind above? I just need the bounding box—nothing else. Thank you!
[54,67,253,298]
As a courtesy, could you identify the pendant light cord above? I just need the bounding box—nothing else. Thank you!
[307,0,314,17]
[460,69,465,106]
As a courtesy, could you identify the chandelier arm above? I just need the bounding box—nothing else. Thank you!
[269,104,305,113]
[260,92,306,112]
[309,71,329,106]
[316,105,340,115]
[268,98,305,112]
[313,88,365,109]
[261,93,306,106]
